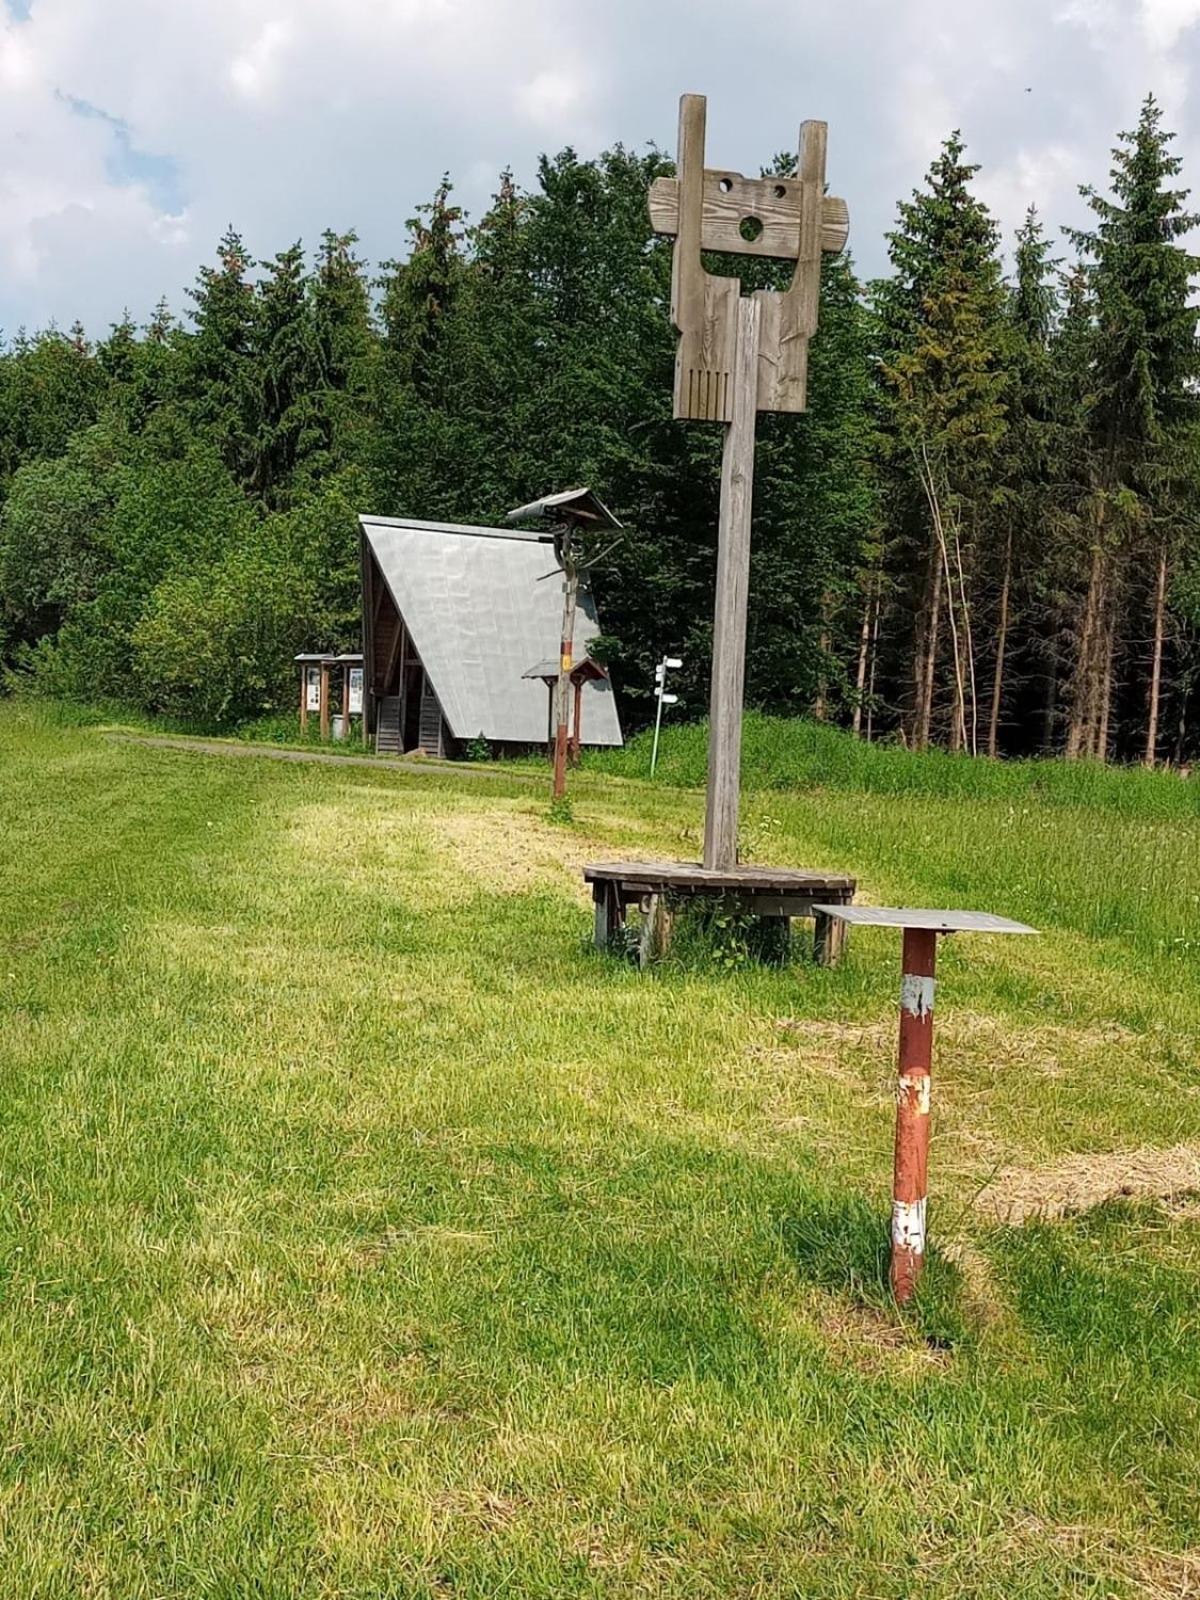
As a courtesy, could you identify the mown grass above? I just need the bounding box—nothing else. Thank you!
[2,701,1199,1597]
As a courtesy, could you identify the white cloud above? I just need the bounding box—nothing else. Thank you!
[517,68,586,130]
[1140,0,1200,52]
[2,0,1199,332]
[229,19,294,102]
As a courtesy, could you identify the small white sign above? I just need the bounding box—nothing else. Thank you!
[348,667,364,716]
[305,665,321,712]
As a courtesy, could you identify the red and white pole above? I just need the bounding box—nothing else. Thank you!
[891,926,937,1304]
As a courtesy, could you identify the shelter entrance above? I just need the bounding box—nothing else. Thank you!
[402,663,423,752]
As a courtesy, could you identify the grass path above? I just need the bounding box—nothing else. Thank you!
[2,705,1199,1597]
[103,729,540,780]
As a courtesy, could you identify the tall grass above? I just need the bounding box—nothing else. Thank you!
[592,713,1200,820]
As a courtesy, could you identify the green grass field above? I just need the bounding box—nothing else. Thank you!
[2,703,1199,1598]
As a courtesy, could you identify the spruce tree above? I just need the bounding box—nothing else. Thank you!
[875,133,1008,750]
[182,228,259,488]
[1064,95,1200,760]
[987,208,1058,755]
[254,241,319,506]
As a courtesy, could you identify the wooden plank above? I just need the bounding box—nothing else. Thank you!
[704,294,760,871]
[671,93,738,422]
[649,176,849,257]
[593,882,611,951]
[584,861,855,892]
[613,888,838,918]
[755,120,827,414]
[813,910,848,968]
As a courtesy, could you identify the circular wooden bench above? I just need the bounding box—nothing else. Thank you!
[583,861,856,966]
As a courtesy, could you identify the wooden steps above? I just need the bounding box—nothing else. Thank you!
[375,695,402,755]
[418,679,445,758]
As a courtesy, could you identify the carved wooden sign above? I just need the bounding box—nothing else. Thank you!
[648,94,849,420]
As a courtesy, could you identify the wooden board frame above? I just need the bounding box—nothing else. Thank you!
[651,93,848,420]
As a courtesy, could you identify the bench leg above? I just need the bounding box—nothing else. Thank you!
[637,893,674,967]
[593,883,625,952]
[813,911,847,968]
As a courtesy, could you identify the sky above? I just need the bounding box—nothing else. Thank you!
[2,0,1199,336]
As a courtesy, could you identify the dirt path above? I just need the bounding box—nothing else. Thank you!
[103,732,538,782]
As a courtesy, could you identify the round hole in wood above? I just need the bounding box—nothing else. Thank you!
[739,215,764,243]
[718,177,733,193]
[774,183,787,198]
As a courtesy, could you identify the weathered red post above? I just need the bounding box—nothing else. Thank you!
[892,926,937,1302]
[812,904,1037,1304]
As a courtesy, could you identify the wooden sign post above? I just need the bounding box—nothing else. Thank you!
[649,94,848,869]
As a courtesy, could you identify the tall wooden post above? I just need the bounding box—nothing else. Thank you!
[648,94,846,870]
[704,296,760,870]
[552,540,579,800]
[299,666,308,734]
[319,661,330,741]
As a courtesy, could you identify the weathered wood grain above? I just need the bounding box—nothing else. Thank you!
[755,120,827,414]
[584,862,855,895]
[704,295,760,870]
[671,93,738,422]
[648,176,849,257]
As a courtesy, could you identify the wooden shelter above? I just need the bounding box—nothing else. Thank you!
[359,514,623,758]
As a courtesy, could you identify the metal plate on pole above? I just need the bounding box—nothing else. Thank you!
[812,906,1037,935]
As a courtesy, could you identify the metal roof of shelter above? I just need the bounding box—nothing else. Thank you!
[360,515,623,747]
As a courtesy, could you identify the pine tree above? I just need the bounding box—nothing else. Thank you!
[182,228,259,487]
[310,229,376,479]
[1064,96,1200,761]
[987,208,1059,755]
[254,241,319,506]
[875,133,1008,750]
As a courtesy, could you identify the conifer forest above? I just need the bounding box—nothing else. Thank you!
[2,96,1198,763]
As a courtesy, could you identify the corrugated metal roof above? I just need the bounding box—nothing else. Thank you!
[360,515,623,747]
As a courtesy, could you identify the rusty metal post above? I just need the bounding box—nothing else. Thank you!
[891,925,937,1304]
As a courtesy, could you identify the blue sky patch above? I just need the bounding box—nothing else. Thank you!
[61,92,185,215]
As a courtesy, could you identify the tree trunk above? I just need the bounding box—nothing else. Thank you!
[851,575,874,739]
[987,529,1013,759]
[1096,606,1115,763]
[865,584,882,743]
[1144,541,1168,768]
[1066,532,1105,760]
[813,622,830,721]
[914,539,943,752]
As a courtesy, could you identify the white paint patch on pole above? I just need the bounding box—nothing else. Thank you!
[892,1197,927,1256]
[900,973,936,1018]
[896,1076,932,1115]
